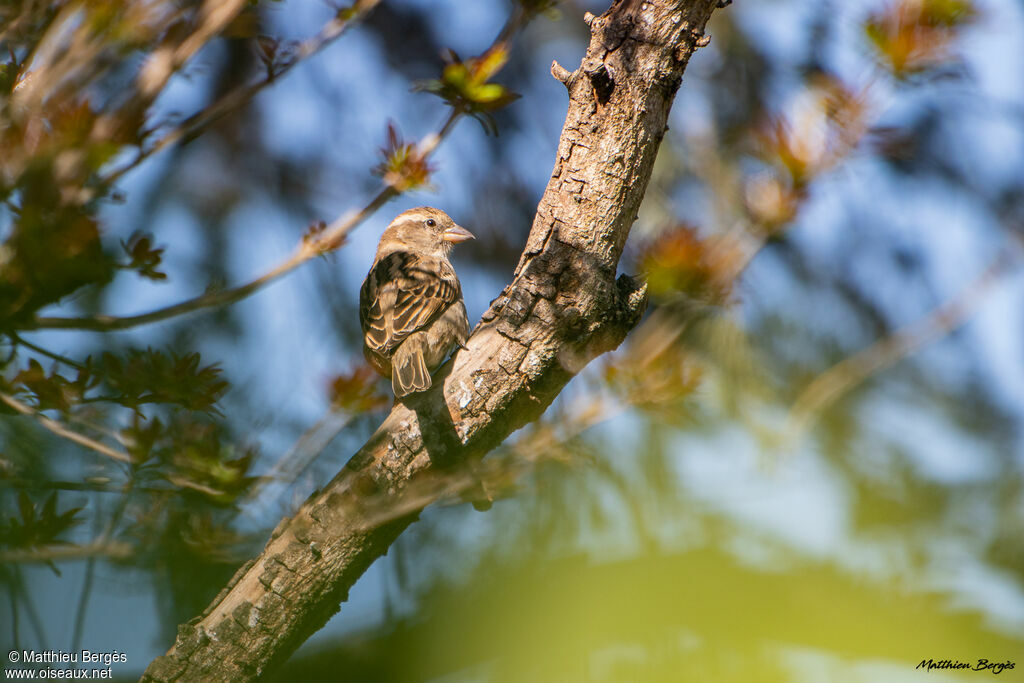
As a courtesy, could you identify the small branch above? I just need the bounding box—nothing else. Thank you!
[1,477,157,494]
[0,542,134,564]
[135,0,249,102]
[784,246,1021,444]
[8,332,87,369]
[242,409,355,508]
[9,566,47,649]
[29,109,461,333]
[166,475,227,498]
[72,477,135,654]
[551,59,573,87]
[102,0,382,187]
[5,576,19,650]
[0,391,133,463]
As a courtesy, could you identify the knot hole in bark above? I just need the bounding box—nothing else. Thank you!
[585,61,615,105]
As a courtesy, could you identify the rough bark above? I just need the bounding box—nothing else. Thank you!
[141,1,721,679]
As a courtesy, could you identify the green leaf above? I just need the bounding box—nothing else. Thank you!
[2,492,83,551]
[120,232,168,281]
[416,47,520,129]
[97,348,229,415]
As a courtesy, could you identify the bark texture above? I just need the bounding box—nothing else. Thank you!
[142,1,721,679]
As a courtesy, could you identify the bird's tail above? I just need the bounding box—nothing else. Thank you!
[392,344,431,398]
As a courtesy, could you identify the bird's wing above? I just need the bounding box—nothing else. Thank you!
[359,251,461,356]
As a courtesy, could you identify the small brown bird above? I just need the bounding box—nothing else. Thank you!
[359,207,474,398]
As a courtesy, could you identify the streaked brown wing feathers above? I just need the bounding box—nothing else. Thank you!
[359,251,459,355]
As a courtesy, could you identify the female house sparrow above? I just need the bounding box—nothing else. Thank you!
[359,207,474,398]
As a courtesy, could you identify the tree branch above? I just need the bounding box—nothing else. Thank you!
[0,391,134,464]
[27,184,392,331]
[784,243,1022,444]
[101,0,383,188]
[141,1,723,679]
[26,111,459,332]
[0,541,133,564]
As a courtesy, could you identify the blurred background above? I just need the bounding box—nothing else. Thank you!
[1,0,1023,680]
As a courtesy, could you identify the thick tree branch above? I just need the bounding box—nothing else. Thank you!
[141,1,722,679]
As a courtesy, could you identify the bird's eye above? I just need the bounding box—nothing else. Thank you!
[426,219,436,228]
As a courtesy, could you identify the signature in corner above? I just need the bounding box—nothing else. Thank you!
[917,658,1016,675]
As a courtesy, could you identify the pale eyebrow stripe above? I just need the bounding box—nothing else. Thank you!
[393,208,441,224]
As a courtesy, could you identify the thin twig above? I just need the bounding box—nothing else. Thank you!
[72,476,135,654]
[242,409,355,508]
[8,331,87,369]
[356,394,621,530]
[71,561,96,658]
[5,573,20,650]
[71,509,102,660]
[6,334,141,445]
[784,246,1021,445]
[134,0,248,102]
[102,0,382,187]
[30,108,461,333]
[1,477,158,494]
[0,391,133,463]
[0,541,134,564]
[10,565,47,648]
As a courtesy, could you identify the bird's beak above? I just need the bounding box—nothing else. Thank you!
[441,224,475,244]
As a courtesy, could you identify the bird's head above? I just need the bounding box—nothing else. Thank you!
[378,206,474,258]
